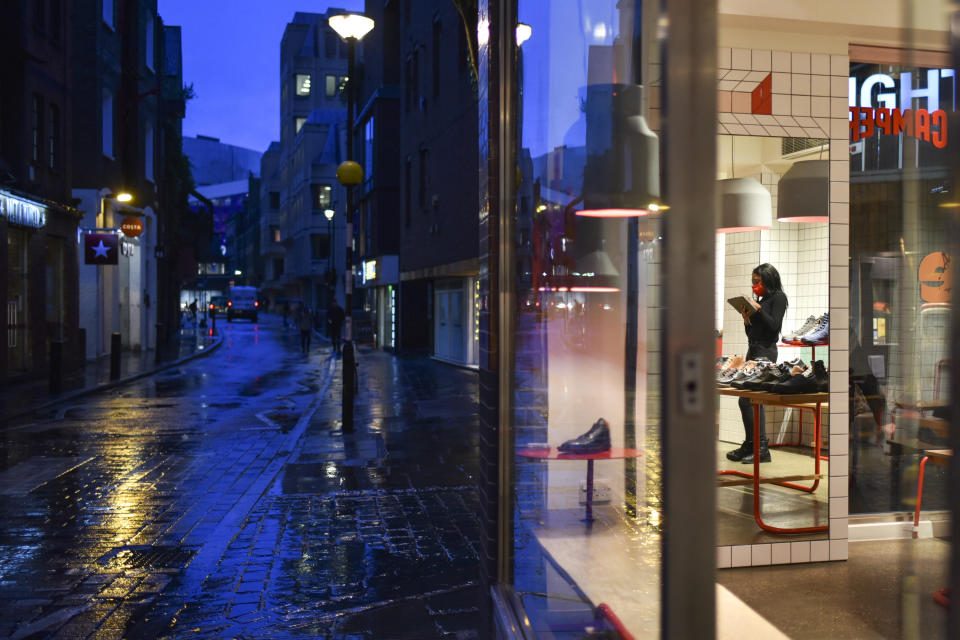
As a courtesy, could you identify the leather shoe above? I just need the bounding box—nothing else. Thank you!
[741,443,771,463]
[558,418,611,453]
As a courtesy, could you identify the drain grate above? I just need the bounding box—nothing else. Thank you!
[98,545,196,570]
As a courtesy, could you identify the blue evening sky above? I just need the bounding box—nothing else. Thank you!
[158,0,363,153]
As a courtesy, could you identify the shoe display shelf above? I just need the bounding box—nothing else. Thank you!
[777,339,828,363]
[716,387,829,534]
[516,446,642,523]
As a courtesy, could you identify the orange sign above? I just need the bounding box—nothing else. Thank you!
[121,216,143,238]
[919,252,952,303]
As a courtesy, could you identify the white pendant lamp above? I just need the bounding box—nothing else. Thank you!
[717,177,772,233]
[716,136,771,233]
[777,159,829,223]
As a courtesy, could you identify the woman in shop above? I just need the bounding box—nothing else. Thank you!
[726,263,788,464]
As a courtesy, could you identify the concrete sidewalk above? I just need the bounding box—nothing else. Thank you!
[0,326,222,424]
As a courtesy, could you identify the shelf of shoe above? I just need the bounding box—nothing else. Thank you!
[716,388,829,534]
[517,447,642,523]
[777,340,827,362]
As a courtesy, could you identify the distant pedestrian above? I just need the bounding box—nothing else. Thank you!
[328,300,344,355]
[189,299,198,324]
[297,306,312,354]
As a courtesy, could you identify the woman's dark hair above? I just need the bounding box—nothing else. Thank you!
[753,263,788,306]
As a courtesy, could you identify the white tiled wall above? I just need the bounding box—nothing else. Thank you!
[716,46,849,569]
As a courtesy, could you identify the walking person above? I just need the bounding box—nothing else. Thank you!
[298,306,313,355]
[725,263,788,464]
[189,299,198,325]
[327,299,345,356]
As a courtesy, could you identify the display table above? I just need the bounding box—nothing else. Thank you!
[517,446,643,522]
[717,387,829,534]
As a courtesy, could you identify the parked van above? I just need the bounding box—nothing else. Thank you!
[227,286,259,322]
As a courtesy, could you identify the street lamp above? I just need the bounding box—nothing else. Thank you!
[329,11,374,432]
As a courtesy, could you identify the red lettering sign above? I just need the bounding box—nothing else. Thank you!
[850,106,947,146]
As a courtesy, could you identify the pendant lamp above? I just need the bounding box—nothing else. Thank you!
[578,84,660,218]
[716,136,771,233]
[717,177,773,232]
[776,159,829,223]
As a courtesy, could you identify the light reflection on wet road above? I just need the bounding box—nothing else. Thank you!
[0,316,484,639]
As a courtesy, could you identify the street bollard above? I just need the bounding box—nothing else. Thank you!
[49,339,63,394]
[155,323,164,364]
[110,332,121,380]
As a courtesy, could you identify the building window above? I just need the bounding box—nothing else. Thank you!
[325,32,337,58]
[146,16,155,71]
[432,19,441,99]
[363,118,374,187]
[295,73,311,96]
[32,95,42,164]
[418,149,427,208]
[48,103,59,169]
[102,89,113,158]
[273,258,284,277]
[102,0,114,28]
[295,116,306,133]
[270,226,281,243]
[311,233,330,260]
[144,123,154,182]
[269,191,280,209]
[325,74,337,97]
[312,184,332,209]
[404,158,412,228]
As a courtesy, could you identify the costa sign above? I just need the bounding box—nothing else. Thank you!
[121,216,143,237]
[849,68,954,147]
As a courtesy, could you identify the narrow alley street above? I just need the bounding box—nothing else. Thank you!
[0,315,485,639]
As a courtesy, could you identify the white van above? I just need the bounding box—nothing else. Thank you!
[227,286,259,322]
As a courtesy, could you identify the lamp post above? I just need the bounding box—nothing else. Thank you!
[330,12,374,432]
[324,207,335,317]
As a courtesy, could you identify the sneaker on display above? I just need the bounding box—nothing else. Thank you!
[783,315,818,344]
[800,313,830,345]
[743,362,794,391]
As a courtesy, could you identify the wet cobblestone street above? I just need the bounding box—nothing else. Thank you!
[0,318,485,639]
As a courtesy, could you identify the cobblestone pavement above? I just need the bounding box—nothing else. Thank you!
[0,317,485,639]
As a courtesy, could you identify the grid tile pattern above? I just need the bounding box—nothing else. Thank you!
[716,45,849,568]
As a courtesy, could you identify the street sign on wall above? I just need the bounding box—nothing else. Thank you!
[84,232,119,265]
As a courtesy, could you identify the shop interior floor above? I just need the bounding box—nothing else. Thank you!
[719,537,951,639]
[717,443,830,546]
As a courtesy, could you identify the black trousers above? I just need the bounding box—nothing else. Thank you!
[738,343,777,444]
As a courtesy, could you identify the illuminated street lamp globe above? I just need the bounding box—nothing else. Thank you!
[324,208,335,221]
[328,13,375,41]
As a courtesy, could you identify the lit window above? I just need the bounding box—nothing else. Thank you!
[271,226,281,243]
[325,74,337,97]
[295,117,306,133]
[295,73,311,96]
[312,184,332,209]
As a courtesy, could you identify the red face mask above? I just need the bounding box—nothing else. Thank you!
[752,282,767,297]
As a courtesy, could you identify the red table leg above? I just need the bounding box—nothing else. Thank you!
[584,459,595,522]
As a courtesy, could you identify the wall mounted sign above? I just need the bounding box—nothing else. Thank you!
[918,251,952,303]
[362,259,377,284]
[0,190,46,228]
[84,232,119,265]
[121,216,143,237]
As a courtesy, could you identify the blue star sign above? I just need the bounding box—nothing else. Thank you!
[84,232,119,265]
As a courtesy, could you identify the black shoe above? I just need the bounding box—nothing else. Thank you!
[741,442,771,463]
[743,363,792,391]
[558,418,611,453]
[731,362,774,389]
[725,441,751,461]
